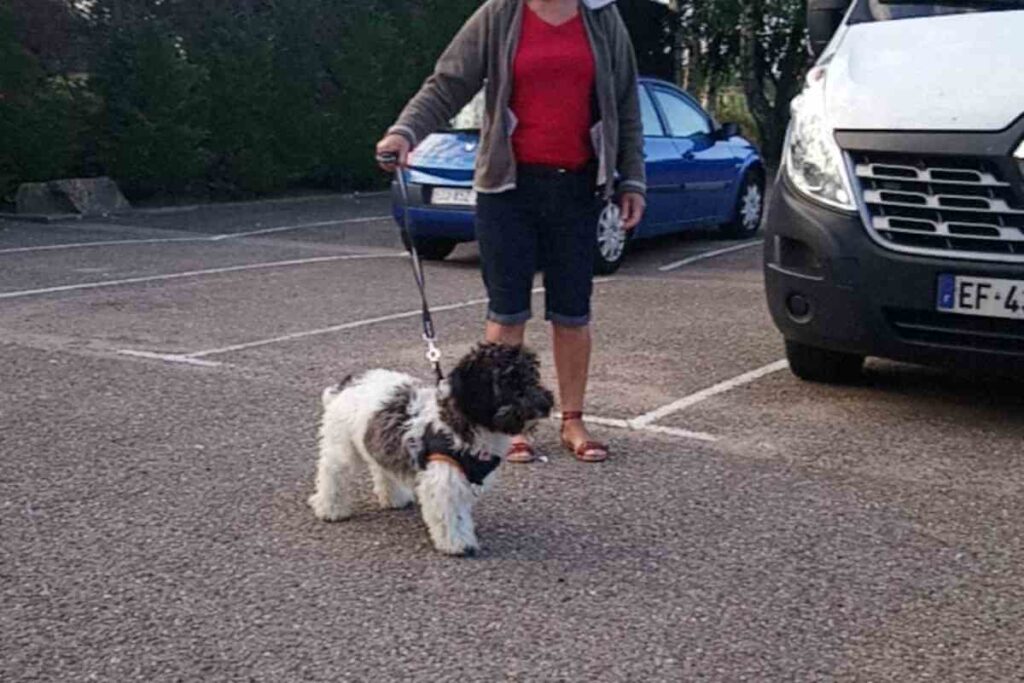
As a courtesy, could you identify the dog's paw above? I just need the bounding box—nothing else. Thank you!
[432,535,480,557]
[308,494,351,522]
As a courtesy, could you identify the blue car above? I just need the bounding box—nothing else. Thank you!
[392,77,765,274]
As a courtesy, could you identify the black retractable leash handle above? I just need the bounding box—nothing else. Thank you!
[377,151,444,384]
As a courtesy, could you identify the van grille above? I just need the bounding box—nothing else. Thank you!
[850,152,1024,263]
[885,308,1024,355]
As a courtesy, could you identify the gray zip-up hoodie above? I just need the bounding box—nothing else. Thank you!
[387,0,646,199]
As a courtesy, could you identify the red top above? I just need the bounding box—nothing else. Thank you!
[510,6,596,170]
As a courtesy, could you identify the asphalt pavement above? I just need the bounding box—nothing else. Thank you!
[2,193,1022,681]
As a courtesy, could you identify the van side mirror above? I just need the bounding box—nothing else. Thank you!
[808,0,851,57]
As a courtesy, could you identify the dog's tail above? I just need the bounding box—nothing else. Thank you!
[321,374,355,409]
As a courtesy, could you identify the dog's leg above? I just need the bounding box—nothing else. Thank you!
[415,462,478,556]
[308,437,360,522]
[368,464,415,510]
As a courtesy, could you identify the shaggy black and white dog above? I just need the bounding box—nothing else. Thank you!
[309,343,553,555]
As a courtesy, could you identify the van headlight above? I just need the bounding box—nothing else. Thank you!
[783,67,855,212]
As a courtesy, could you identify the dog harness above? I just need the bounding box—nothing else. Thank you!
[420,428,500,486]
[424,451,501,486]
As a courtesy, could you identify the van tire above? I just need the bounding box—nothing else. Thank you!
[785,340,865,384]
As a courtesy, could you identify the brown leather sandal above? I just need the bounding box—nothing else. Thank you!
[560,411,609,463]
[506,441,539,464]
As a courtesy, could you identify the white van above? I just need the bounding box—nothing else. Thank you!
[764,0,1024,382]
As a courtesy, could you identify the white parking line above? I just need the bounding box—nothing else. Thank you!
[640,424,719,442]
[0,216,393,255]
[208,216,390,241]
[629,359,789,429]
[658,240,763,272]
[117,279,619,362]
[0,252,404,301]
[184,297,492,359]
[0,237,204,255]
[553,412,630,429]
[551,413,718,443]
[116,350,224,367]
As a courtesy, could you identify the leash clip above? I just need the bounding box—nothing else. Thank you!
[424,338,442,364]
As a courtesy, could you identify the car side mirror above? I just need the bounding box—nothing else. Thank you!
[716,122,740,140]
[808,0,851,57]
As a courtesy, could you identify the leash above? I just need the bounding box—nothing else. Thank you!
[377,151,444,384]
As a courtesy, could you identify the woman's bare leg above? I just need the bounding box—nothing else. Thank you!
[552,323,601,454]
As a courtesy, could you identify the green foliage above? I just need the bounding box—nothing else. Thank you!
[92,20,209,196]
[673,0,809,164]
[714,89,760,148]
[0,0,806,199]
[0,2,87,200]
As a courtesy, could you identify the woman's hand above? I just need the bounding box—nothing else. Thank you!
[375,134,411,171]
[619,191,646,231]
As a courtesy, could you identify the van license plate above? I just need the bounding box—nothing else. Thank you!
[431,188,476,206]
[937,275,1024,320]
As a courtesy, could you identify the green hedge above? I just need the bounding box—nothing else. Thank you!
[0,0,480,202]
[1,1,774,203]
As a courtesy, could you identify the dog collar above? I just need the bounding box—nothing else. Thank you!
[425,451,501,486]
[426,453,463,471]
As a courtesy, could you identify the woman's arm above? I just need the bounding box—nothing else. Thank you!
[386,4,491,149]
[608,9,646,198]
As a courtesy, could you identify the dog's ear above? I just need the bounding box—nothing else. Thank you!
[447,357,497,429]
[446,367,463,403]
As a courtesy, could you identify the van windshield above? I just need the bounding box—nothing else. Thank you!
[857,0,1024,21]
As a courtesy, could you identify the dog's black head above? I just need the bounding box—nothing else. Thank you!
[446,343,554,435]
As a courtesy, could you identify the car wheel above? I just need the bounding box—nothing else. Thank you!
[400,232,457,261]
[785,340,865,384]
[720,170,765,239]
[594,202,629,275]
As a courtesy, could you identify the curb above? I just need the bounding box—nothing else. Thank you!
[1,190,390,224]
[0,212,83,224]
[126,190,390,216]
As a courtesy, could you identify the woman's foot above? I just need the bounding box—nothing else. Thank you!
[506,435,539,464]
[560,412,609,463]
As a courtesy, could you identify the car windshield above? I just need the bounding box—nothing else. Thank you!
[448,91,485,131]
[859,0,1024,21]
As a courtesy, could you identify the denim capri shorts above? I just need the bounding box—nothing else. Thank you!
[474,165,603,327]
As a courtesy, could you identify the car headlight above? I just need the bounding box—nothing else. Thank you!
[784,67,856,212]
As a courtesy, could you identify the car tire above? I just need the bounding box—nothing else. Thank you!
[720,169,765,239]
[400,233,457,261]
[785,340,865,384]
[594,202,629,275]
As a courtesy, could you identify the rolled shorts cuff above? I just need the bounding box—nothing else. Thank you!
[545,310,590,327]
[487,308,532,326]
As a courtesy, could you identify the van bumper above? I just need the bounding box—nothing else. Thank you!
[764,174,1024,372]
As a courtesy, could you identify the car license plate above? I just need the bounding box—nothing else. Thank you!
[431,187,476,206]
[937,274,1024,320]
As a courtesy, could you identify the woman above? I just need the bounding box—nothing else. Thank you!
[376,0,646,463]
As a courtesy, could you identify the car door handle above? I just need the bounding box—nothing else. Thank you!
[682,151,695,160]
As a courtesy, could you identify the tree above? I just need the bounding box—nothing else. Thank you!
[737,0,808,164]
[0,0,88,199]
